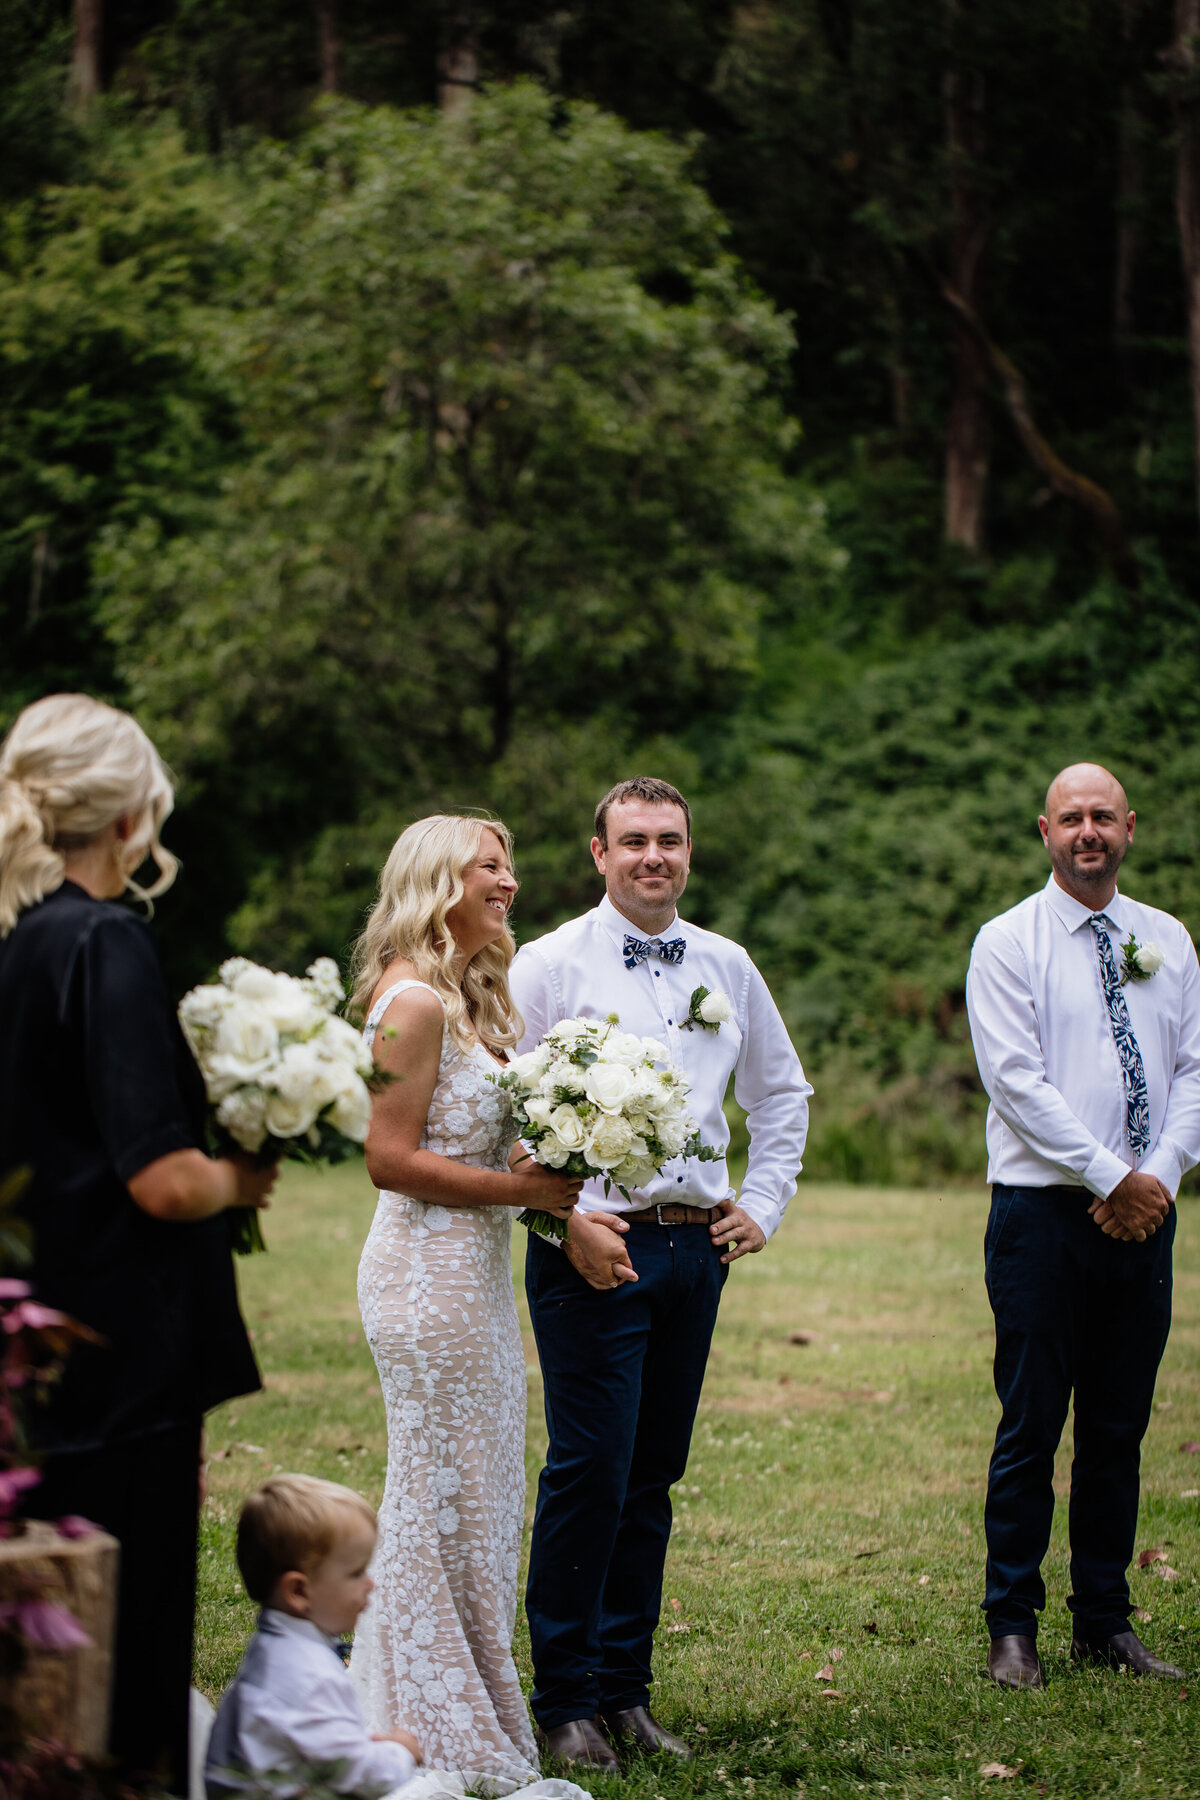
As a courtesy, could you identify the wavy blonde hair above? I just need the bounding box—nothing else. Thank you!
[0,694,177,937]
[350,814,521,1053]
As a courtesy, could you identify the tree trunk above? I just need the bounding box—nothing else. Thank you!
[936,272,1140,588]
[438,4,478,117]
[316,0,342,94]
[1173,0,1200,527]
[943,10,990,555]
[1113,2,1144,387]
[67,0,102,113]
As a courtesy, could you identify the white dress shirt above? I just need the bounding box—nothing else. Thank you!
[966,874,1200,1197]
[509,893,811,1241]
[206,1609,416,1799]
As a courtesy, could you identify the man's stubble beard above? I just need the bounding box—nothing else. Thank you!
[1050,841,1126,893]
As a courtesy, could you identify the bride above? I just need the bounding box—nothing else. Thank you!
[349,815,582,1796]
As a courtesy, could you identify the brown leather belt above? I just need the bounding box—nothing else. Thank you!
[617,1204,713,1227]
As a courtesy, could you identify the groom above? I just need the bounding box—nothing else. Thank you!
[509,777,811,1770]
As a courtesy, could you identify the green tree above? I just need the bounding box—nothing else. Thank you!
[98,86,840,971]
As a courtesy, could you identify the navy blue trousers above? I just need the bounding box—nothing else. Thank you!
[524,1221,726,1729]
[983,1184,1175,1641]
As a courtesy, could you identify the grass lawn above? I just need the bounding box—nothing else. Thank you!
[196,1169,1199,1799]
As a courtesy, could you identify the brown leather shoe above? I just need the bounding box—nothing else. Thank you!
[536,1717,622,1771]
[986,1635,1045,1689]
[601,1705,693,1758]
[1071,1629,1186,1679]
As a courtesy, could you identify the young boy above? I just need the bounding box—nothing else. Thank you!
[206,1474,423,1798]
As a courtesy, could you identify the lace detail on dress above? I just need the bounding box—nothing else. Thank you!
[352,981,538,1793]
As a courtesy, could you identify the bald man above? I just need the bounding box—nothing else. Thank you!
[965,763,1200,1689]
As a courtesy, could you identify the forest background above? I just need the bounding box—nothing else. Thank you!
[5,0,1200,1185]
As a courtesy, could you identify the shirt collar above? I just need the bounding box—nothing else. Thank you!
[1042,872,1129,935]
[259,1607,340,1652]
[596,890,685,948]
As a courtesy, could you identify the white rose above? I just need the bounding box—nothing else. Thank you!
[213,999,280,1071]
[216,1086,270,1154]
[614,1149,659,1189]
[328,1074,372,1142]
[585,1111,635,1169]
[598,1030,646,1067]
[698,990,733,1025]
[548,1105,587,1151]
[315,1014,370,1067]
[227,964,322,1036]
[264,1086,320,1138]
[1134,941,1165,976]
[584,1062,637,1113]
[523,1096,556,1131]
[537,1134,571,1169]
[505,1046,552,1087]
[274,1040,341,1110]
[639,1037,669,1065]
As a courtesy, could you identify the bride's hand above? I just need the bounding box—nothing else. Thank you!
[509,1157,584,1219]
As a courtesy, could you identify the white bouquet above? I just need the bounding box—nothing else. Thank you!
[178,956,377,1252]
[493,1012,719,1240]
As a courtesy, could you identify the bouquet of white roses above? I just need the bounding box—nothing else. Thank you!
[493,1013,719,1240]
[179,957,376,1252]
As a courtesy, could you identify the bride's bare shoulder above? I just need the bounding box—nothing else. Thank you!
[370,963,446,1028]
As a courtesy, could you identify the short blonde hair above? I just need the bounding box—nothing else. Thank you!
[349,814,521,1054]
[0,693,177,936]
[236,1474,377,1604]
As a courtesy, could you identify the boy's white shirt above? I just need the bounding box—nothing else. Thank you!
[205,1608,416,1799]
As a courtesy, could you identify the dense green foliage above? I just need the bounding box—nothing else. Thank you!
[2,4,1199,1179]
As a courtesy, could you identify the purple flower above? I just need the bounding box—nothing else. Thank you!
[54,1515,99,1540]
[0,1467,42,1514]
[0,1599,92,1650]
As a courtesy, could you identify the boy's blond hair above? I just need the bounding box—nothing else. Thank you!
[237,1474,376,1604]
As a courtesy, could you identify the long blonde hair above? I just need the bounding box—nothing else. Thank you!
[0,694,177,937]
[350,814,522,1053]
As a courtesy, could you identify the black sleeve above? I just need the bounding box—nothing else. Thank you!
[77,913,203,1183]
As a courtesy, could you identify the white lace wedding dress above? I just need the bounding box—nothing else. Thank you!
[352,982,582,1800]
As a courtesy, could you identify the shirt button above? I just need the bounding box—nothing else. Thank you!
[677,1176,683,1184]
[654,970,660,977]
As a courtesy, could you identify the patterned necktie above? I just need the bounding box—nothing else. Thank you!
[623,933,686,971]
[1089,913,1150,1155]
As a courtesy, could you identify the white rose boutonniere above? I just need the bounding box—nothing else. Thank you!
[1120,934,1165,984]
[682,985,732,1032]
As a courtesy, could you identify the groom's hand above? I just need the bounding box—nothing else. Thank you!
[710,1200,765,1265]
[565,1211,638,1290]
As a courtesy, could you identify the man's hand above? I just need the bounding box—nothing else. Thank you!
[1089,1171,1173,1242]
[564,1211,638,1291]
[709,1199,766,1265]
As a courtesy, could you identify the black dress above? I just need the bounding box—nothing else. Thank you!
[0,879,261,1786]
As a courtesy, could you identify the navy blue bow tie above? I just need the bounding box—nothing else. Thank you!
[623,933,686,970]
